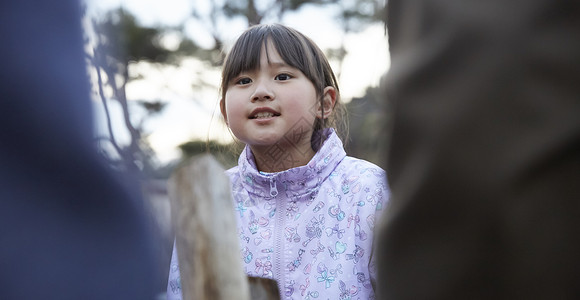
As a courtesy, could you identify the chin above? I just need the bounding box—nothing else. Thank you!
[245,135,285,147]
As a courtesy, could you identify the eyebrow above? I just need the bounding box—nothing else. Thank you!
[268,61,289,68]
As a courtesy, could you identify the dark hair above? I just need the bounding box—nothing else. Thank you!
[220,23,347,143]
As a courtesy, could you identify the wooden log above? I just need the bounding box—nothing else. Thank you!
[169,154,281,300]
[168,154,250,300]
[248,276,281,300]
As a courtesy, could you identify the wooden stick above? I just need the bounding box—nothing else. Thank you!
[248,276,281,300]
[168,154,250,300]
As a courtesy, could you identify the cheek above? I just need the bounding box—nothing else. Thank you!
[223,93,235,115]
[294,92,319,116]
[224,99,244,124]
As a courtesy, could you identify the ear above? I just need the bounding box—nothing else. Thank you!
[220,98,228,124]
[316,86,336,119]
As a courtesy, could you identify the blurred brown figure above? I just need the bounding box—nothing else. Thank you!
[377,0,580,299]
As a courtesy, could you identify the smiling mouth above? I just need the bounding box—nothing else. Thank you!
[250,112,280,119]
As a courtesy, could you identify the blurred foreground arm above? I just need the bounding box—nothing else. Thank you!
[0,0,158,299]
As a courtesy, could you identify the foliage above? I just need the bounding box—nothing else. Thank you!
[86,8,182,177]
[189,0,387,66]
[97,9,171,64]
[345,75,388,167]
[178,140,243,170]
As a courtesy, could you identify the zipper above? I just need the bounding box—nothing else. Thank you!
[272,176,285,299]
[269,177,278,197]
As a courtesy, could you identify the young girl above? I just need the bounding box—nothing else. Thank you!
[167,23,388,300]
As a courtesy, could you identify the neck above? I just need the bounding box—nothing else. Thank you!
[250,140,316,173]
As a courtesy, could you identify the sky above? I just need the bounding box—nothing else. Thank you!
[85,0,390,164]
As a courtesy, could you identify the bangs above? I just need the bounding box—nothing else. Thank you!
[221,24,328,95]
[221,28,268,87]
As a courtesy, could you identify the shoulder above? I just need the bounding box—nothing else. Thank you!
[335,156,389,209]
[225,165,240,181]
[225,165,239,177]
[224,166,242,189]
[340,156,387,180]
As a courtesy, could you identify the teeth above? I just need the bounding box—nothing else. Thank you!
[254,112,274,119]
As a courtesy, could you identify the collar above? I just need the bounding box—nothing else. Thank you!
[237,129,346,199]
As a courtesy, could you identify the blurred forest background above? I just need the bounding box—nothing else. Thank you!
[83,0,388,295]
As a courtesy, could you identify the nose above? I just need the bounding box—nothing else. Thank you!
[251,79,274,102]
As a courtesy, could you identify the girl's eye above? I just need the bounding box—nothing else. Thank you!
[275,74,292,81]
[236,77,252,85]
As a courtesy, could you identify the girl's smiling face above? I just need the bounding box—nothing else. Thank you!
[221,41,335,157]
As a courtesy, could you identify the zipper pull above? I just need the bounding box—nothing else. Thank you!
[269,177,278,197]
